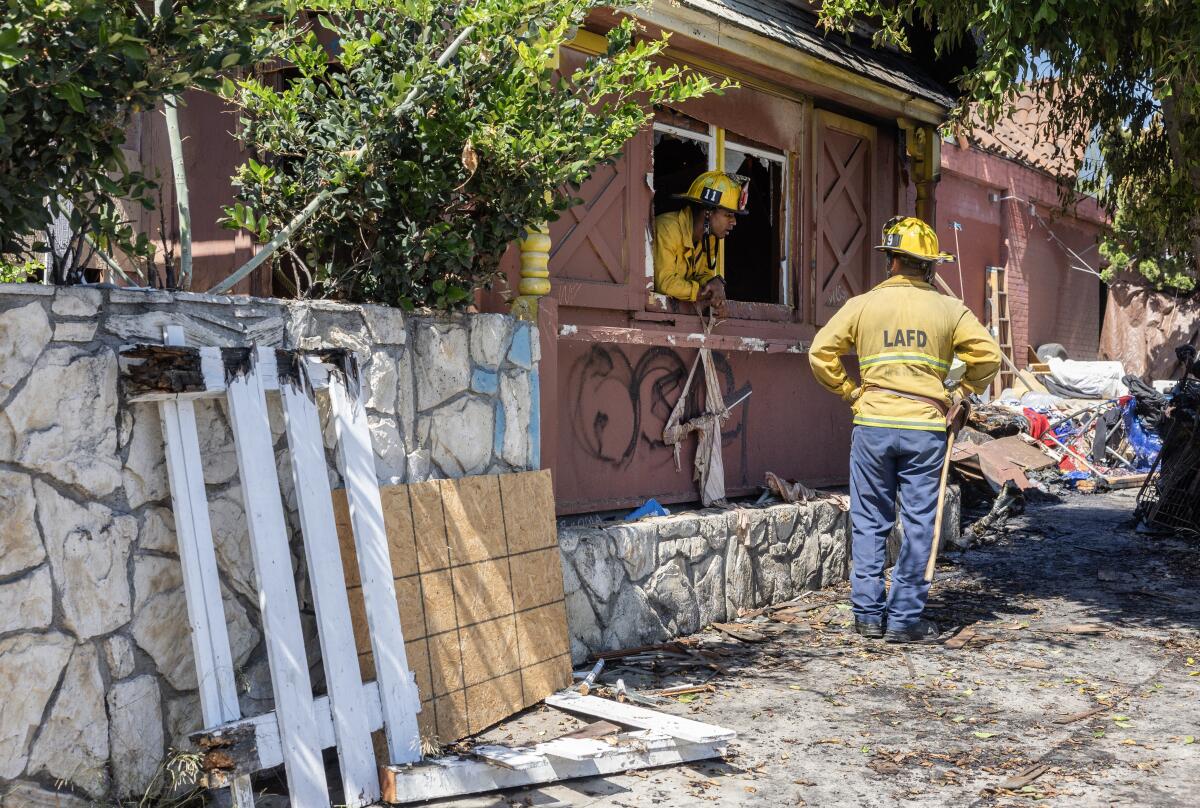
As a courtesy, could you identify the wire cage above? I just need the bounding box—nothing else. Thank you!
[1137,378,1200,537]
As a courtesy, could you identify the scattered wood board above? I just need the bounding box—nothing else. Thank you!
[335,470,572,745]
[951,436,1057,491]
[380,692,735,803]
[943,627,977,650]
[710,622,767,642]
[1053,706,1107,724]
[996,763,1050,791]
[544,692,736,744]
[1079,472,1150,493]
[381,733,726,803]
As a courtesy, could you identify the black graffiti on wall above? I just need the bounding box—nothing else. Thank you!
[567,344,749,469]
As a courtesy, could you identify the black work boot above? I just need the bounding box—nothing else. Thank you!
[884,618,940,644]
[853,619,885,639]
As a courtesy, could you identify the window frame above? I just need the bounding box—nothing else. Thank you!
[648,117,797,323]
[723,135,791,308]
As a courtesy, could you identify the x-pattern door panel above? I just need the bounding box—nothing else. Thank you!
[813,111,876,325]
[546,129,650,311]
[551,155,629,286]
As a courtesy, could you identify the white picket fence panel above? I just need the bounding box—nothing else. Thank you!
[131,335,734,807]
[137,337,421,808]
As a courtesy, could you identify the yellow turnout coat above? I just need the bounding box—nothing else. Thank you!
[653,208,721,302]
[809,274,1001,431]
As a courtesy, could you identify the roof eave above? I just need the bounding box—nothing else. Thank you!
[633,1,953,125]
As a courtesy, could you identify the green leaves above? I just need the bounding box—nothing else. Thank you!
[0,256,40,283]
[222,202,271,242]
[225,0,725,310]
[52,82,85,113]
[1,0,287,273]
[817,0,1200,292]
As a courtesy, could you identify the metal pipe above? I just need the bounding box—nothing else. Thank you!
[163,97,193,289]
[578,659,604,696]
[156,0,192,289]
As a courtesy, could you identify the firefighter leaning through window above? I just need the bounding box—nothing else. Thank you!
[809,216,1002,643]
[653,170,750,317]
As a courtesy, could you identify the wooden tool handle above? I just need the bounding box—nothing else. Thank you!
[925,433,957,583]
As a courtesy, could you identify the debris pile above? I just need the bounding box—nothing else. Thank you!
[946,349,1199,536]
[1137,346,1200,536]
[956,390,1157,499]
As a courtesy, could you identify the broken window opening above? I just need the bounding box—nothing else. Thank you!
[652,117,714,219]
[651,111,789,308]
[723,136,787,305]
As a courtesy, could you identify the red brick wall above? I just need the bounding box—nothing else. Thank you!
[939,143,1106,365]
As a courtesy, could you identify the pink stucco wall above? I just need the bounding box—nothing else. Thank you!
[937,143,1107,364]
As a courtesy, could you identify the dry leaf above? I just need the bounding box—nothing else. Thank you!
[461,141,479,174]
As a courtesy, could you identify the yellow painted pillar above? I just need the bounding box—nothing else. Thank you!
[512,223,551,322]
[512,40,559,323]
[898,119,940,225]
[714,126,727,278]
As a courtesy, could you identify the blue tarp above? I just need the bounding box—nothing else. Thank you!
[1122,399,1163,471]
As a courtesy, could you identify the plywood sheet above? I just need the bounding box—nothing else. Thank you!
[335,469,571,746]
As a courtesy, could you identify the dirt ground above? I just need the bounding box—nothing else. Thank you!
[427,489,1200,808]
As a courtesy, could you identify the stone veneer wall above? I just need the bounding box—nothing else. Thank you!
[557,490,961,664]
[0,284,538,804]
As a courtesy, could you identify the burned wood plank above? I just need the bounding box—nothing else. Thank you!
[120,344,206,395]
[710,622,767,643]
[943,627,978,650]
[120,344,331,401]
[194,725,258,787]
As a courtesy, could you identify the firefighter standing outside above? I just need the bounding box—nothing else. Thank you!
[809,217,1001,643]
[653,170,750,316]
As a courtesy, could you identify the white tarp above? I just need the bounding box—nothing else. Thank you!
[1045,357,1129,399]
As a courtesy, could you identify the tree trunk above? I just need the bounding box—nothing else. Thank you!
[1159,83,1200,277]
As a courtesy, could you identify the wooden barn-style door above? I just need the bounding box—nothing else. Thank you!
[548,128,649,311]
[812,110,876,324]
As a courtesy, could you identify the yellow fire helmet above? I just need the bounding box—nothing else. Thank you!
[874,216,954,263]
[674,170,751,215]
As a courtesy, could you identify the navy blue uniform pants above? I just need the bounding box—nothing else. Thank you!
[849,425,946,630]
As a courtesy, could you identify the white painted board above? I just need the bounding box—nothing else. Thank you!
[543,692,736,744]
[225,348,329,807]
[382,739,727,803]
[158,326,254,808]
[198,681,384,775]
[328,369,422,765]
[540,730,677,761]
[280,377,379,807]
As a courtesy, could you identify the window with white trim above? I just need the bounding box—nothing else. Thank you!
[650,109,790,307]
[723,133,788,305]
[652,110,714,219]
